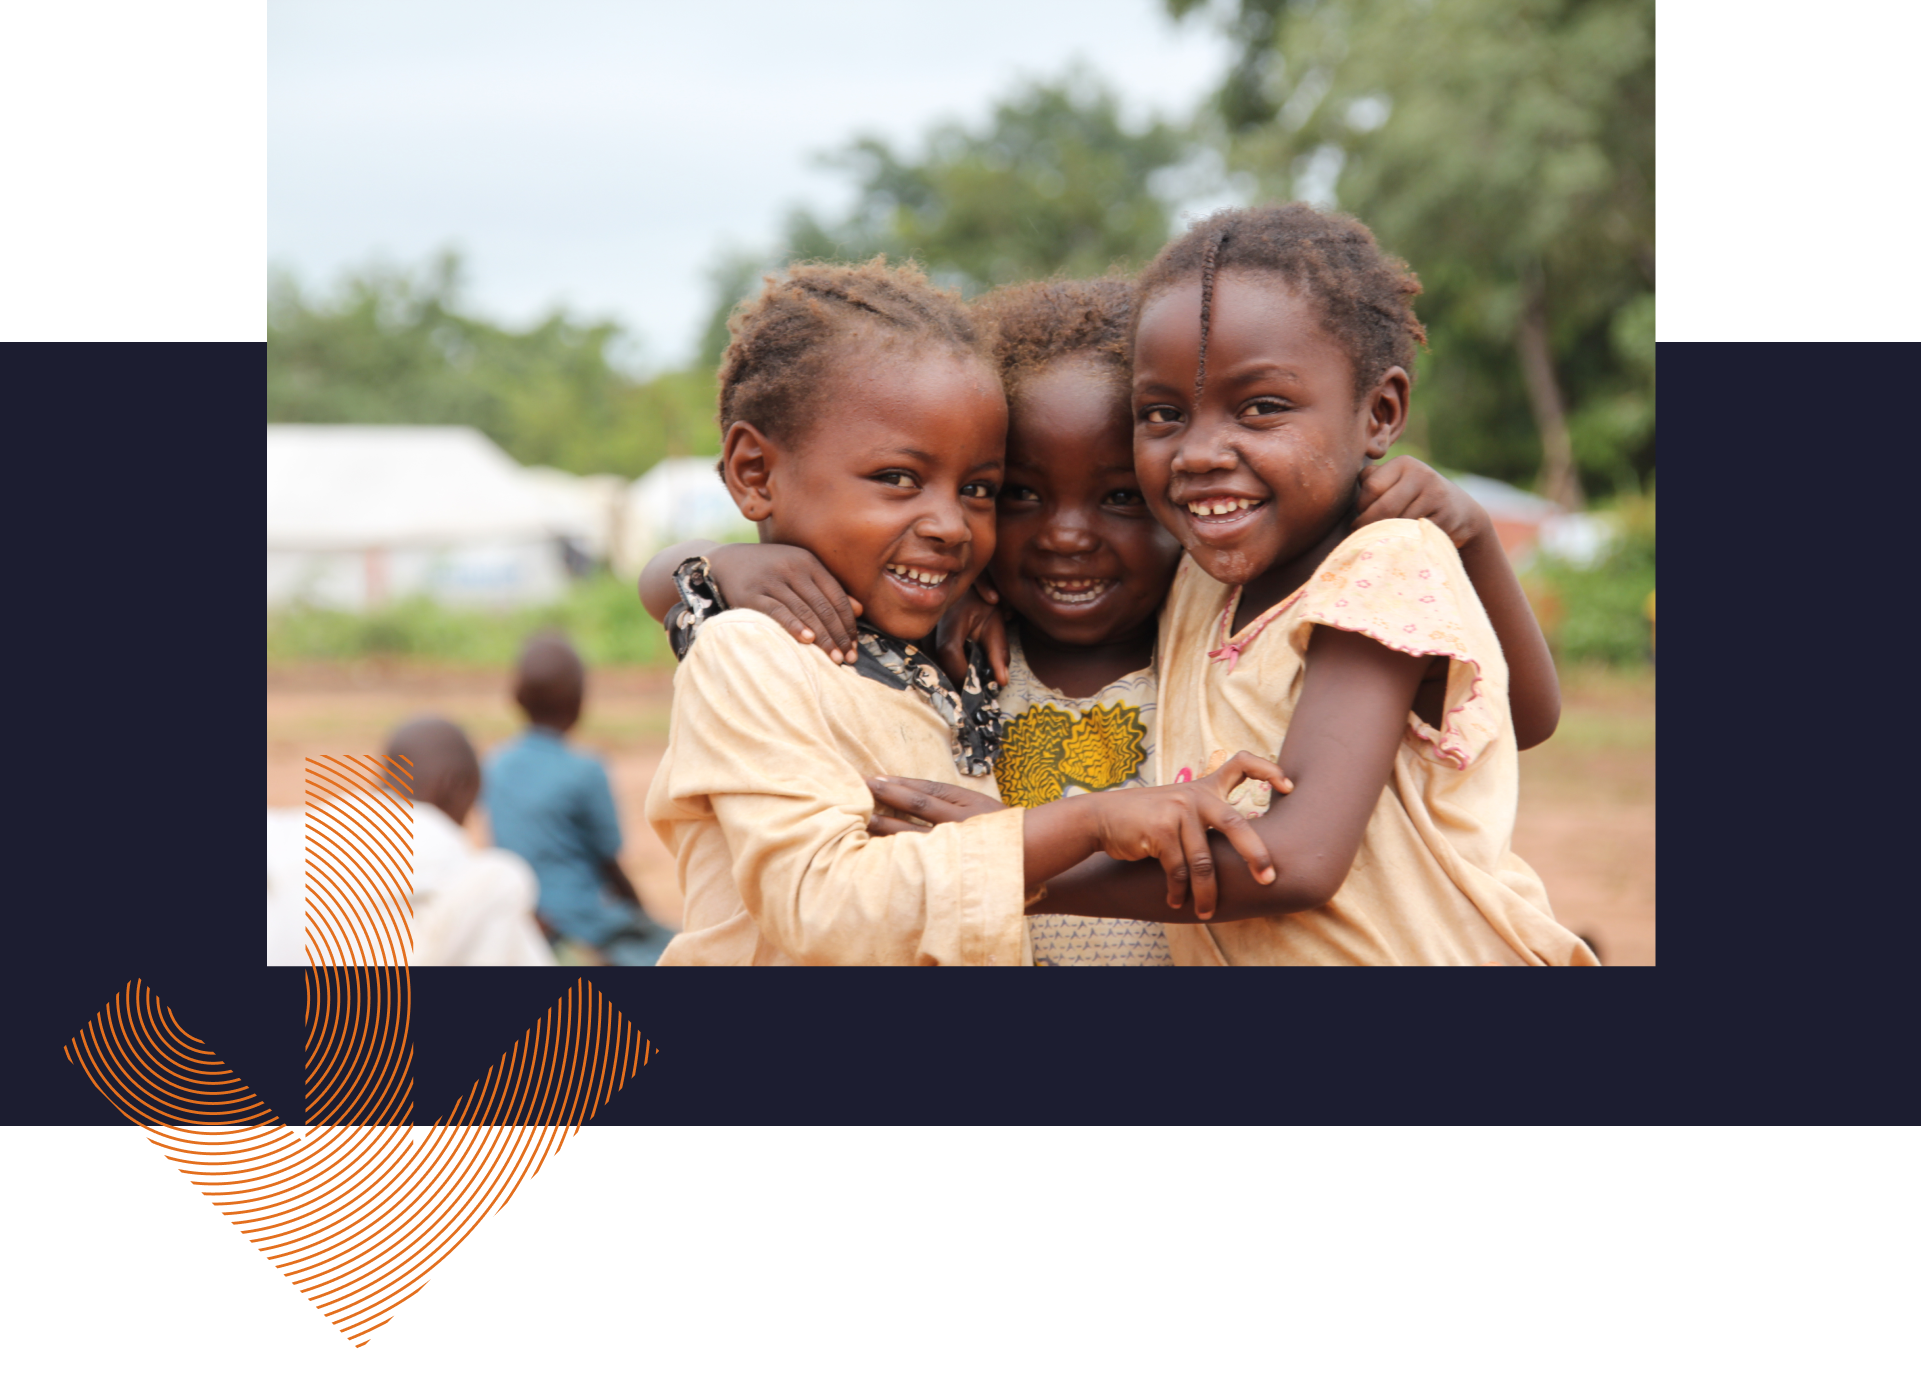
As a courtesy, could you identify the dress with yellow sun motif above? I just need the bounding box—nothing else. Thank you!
[996,628,1173,966]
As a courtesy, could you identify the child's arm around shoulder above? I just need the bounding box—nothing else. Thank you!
[638,539,863,664]
[1354,457,1560,748]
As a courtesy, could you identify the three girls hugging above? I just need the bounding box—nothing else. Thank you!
[635,202,1598,966]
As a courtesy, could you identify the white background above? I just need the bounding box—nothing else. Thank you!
[3,2,1913,1362]
[3,1126,1914,1370]
[3,1,1918,341]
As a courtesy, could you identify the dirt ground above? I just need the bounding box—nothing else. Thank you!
[266,660,1654,964]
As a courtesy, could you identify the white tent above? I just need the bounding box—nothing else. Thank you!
[612,456,757,579]
[267,425,580,609]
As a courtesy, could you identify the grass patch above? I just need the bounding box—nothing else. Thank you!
[1525,493,1656,668]
[268,571,677,669]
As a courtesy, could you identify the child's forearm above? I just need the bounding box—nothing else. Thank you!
[637,539,722,622]
[1459,530,1560,749]
[1020,795,1107,892]
[1051,624,1426,923]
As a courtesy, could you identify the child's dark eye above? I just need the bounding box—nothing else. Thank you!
[1242,398,1291,418]
[960,479,998,500]
[1103,489,1146,508]
[1000,485,1042,504]
[1140,404,1182,426]
[874,471,920,489]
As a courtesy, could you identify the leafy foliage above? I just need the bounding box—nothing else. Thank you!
[1526,495,1657,666]
[268,252,719,477]
[739,70,1190,302]
[1168,0,1655,499]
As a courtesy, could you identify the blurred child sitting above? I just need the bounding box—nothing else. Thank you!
[485,632,671,966]
[388,715,555,967]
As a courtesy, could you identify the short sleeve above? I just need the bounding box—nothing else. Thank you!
[1288,518,1501,769]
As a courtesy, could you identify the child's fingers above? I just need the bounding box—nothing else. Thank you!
[1208,751,1292,798]
[797,576,860,656]
[983,614,1011,688]
[1202,793,1277,887]
[1149,825,1189,912]
[935,632,969,685]
[865,776,1003,824]
[1182,811,1218,918]
[761,592,834,656]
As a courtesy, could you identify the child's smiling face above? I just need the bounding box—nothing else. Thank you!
[735,345,1007,643]
[1132,270,1406,589]
[989,356,1181,649]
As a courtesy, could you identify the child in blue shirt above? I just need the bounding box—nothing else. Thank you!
[485,632,671,966]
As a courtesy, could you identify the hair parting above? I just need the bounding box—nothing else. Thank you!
[714,257,987,469]
[1195,227,1227,403]
[1137,204,1426,403]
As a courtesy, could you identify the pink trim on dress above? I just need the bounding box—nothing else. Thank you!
[1206,586,1309,673]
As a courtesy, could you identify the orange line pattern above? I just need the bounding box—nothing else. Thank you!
[303,757,416,1125]
[60,756,652,1349]
[67,979,647,1347]
[63,979,280,1127]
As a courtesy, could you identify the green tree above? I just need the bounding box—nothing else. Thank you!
[708,69,1192,320]
[1169,0,1655,505]
[268,251,719,475]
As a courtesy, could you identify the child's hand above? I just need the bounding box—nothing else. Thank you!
[935,577,1011,688]
[864,777,1008,836]
[1354,456,1494,551]
[708,543,864,664]
[1082,751,1292,919]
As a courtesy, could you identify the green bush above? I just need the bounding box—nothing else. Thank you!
[268,571,677,668]
[1528,494,1655,666]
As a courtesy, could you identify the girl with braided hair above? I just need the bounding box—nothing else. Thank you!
[639,258,1285,965]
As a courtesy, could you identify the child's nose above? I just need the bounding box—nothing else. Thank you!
[913,494,970,544]
[1170,432,1240,474]
[1036,513,1099,555]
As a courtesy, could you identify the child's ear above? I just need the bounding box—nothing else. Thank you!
[721,421,778,522]
[1361,366,1411,459]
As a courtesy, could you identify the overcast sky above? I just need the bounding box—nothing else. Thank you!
[271,0,1237,370]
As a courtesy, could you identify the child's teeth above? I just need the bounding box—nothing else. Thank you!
[1187,498,1257,517]
[1040,579,1111,604]
[887,564,948,586]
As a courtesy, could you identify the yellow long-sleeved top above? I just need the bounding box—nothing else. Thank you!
[646,609,1031,965]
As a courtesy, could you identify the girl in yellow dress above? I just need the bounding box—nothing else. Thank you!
[1031,203,1594,964]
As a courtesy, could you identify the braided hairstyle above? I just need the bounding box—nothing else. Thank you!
[969,275,1134,402]
[1134,203,1426,405]
[716,257,987,462]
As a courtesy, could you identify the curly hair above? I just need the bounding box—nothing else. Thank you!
[969,275,1134,400]
[1134,203,1426,403]
[715,257,986,455]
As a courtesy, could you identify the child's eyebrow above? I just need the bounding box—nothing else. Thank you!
[1215,361,1306,385]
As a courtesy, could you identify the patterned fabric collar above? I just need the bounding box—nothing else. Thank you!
[850,622,1004,777]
